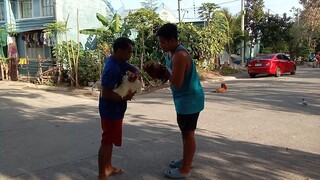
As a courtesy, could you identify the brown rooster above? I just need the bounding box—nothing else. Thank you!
[143,61,171,83]
[211,83,228,93]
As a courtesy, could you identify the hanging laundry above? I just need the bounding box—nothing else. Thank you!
[40,33,45,45]
[19,58,28,64]
[7,36,14,45]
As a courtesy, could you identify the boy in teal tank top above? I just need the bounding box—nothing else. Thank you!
[157,23,205,179]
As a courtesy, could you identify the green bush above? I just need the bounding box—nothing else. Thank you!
[78,50,102,83]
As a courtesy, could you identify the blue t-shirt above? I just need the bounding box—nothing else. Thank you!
[99,56,131,120]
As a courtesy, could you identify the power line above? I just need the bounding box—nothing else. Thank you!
[181,0,240,10]
[218,0,240,5]
[263,7,281,15]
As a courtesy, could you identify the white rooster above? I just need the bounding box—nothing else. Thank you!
[93,71,142,98]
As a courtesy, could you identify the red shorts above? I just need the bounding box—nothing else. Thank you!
[101,118,123,146]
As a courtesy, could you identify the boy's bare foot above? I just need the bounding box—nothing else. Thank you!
[106,166,123,176]
[98,174,108,180]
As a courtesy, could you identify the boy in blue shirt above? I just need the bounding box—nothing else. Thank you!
[156,23,205,178]
[98,37,140,180]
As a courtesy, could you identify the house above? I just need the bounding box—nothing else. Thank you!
[154,3,177,23]
[117,3,177,23]
[0,0,114,80]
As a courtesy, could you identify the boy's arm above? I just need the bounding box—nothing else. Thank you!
[101,87,123,101]
[170,51,189,89]
[127,63,141,82]
[101,87,134,101]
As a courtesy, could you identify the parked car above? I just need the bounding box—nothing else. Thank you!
[247,53,296,78]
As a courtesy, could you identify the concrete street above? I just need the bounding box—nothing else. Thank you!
[0,68,319,180]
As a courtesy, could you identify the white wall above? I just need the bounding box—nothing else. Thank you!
[158,9,177,23]
[55,0,113,48]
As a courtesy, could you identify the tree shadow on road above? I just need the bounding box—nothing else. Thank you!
[1,85,319,180]
[194,128,320,180]
[1,94,319,180]
[203,73,320,116]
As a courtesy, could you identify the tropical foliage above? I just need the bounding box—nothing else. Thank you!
[259,14,293,54]
[198,3,220,26]
[80,13,123,55]
[245,0,265,58]
[36,0,320,87]
[123,8,164,70]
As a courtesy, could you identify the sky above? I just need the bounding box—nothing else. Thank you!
[109,0,302,19]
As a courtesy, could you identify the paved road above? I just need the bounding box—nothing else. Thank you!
[1,68,319,180]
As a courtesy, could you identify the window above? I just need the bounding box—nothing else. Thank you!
[276,54,283,60]
[0,2,4,21]
[282,54,290,61]
[42,0,54,17]
[19,0,32,19]
[256,54,275,60]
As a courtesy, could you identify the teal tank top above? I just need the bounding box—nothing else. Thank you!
[165,45,205,114]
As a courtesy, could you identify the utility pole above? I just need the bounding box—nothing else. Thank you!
[178,0,182,22]
[297,8,300,26]
[241,0,245,65]
[4,0,7,25]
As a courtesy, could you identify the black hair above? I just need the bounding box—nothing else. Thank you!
[113,37,135,53]
[156,23,178,41]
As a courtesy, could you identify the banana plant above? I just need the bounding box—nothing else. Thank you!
[80,13,123,44]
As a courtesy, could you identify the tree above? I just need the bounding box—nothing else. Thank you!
[220,8,233,54]
[198,3,220,27]
[299,0,320,52]
[245,0,265,57]
[80,13,123,82]
[259,14,293,53]
[289,19,310,59]
[178,23,202,59]
[123,9,163,85]
[179,7,228,69]
[220,9,246,55]
[202,11,229,68]
[45,10,82,87]
[187,3,229,68]
[44,20,68,85]
[287,1,320,59]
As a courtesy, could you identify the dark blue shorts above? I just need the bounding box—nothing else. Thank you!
[177,112,200,132]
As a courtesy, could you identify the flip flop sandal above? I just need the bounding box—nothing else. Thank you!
[164,168,191,179]
[170,159,193,168]
[169,159,183,168]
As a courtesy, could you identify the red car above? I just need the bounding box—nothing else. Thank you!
[247,53,296,78]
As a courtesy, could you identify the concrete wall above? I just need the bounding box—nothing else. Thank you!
[55,0,113,49]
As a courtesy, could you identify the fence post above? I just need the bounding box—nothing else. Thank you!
[38,55,43,84]
[27,57,30,82]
